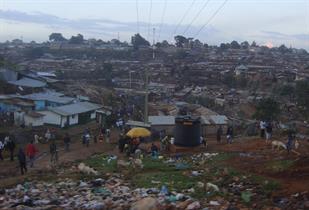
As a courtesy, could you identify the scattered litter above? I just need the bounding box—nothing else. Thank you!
[209,200,220,206]
[241,191,252,203]
[206,183,219,192]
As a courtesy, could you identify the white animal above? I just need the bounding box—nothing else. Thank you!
[117,159,130,169]
[131,158,144,169]
[206,182,219,192]
[295,140,300,150]
[271,140,287,150]
[78,163,98,175]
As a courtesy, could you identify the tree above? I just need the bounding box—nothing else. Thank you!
[131,33,150,50]
[220,43,228,50]
[156,40,170,48]
[69,34,84,44]
[174,35,188,48]
[254,98,280,120]
[241,41,249,49]
[230,40,240,49]
[49,33,67,42]
[251,41,257,47]
[192,39,203,49]
[278,44,290,54]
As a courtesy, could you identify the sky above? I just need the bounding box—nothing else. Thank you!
[0,0,308,49]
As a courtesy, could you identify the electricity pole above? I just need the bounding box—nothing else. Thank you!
[144,28,156,124]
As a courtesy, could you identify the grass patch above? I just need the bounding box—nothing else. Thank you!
[266,160,294,173]
[132,170,199,191]
[84,154,118,173]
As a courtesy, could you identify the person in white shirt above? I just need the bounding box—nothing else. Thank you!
[260,120,266,138]
[0,140,4,160]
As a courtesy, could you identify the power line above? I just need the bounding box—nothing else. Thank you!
[182,0,211,36]
[172,0,197,38]
[147,0,153,40]
[136,0,140,34]
[158,0,168,41]
[193,0,229,38]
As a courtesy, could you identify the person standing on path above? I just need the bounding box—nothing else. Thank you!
[45,129,51,142]
[260,120,266,139]
[6,137,15,161]
[286,131,294,154]
[17,148,27,175]
[26,141,38,167]
[217,126,223,143]
[0,140,4,160]
[49,140,58,165]
[63,133,71,152]
[226,126,233,144]
[265,122,273,143]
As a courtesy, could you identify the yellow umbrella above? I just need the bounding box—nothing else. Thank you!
[126,127,151,138]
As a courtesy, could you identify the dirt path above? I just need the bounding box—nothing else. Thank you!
[0,130,121,187]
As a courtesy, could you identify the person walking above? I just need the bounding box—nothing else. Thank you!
[217,126,223,143]
[45,129,51,142]
[286,131,294,154]
[0,140,4,161]
[49,140,58,165]
[26,141,38,167]
[6,137,15,161]
[85,133,90,147]
[260,120,266,139]
[106,128,110,143]
[17,148,27,175]
[265,122,273,143]
[34,134,40,144]
[63,133,71,152]
[151,143,159,158]
[226,126,233,144]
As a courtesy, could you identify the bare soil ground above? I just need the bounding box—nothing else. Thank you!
[0,131,308,200]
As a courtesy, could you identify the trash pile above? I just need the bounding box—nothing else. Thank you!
[0,177,205,210]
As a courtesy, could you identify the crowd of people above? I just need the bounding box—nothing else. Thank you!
[0,117,301,177]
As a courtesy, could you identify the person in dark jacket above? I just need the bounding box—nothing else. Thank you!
[226,126,233,144]
[6,138,16,161]
[17,148,27,175]
[63,133,70,152]
[151,143,159,157]
[216,126,223,143]
[0,140,4,161]
[50,140,58,165]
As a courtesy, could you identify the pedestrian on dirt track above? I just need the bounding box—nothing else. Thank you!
[6,137,16,161]
[26,141,38,167]
[226,126,233,144]
[0,140,4,160]
[63,133,71,152]
[50,140,58,165]
[217,126,223,143]
[260,120,266,139]
[17,148,27,175]
[265,122,273,143]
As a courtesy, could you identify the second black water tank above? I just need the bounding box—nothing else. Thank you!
[174,116,201,147]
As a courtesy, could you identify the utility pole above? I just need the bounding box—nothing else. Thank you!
[144,28,155,124]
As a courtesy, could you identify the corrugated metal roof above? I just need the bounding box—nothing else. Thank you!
[200,116,211,125]
[209,115,228,124]
[21,92,74,104]
[149,116,175,125]
[8,77,46,88]
[126,120,151,128]
[49,102,102,116]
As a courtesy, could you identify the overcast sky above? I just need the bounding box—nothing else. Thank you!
[0,0,308,49]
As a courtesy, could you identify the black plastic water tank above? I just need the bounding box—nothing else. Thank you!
[174,116,201,147]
